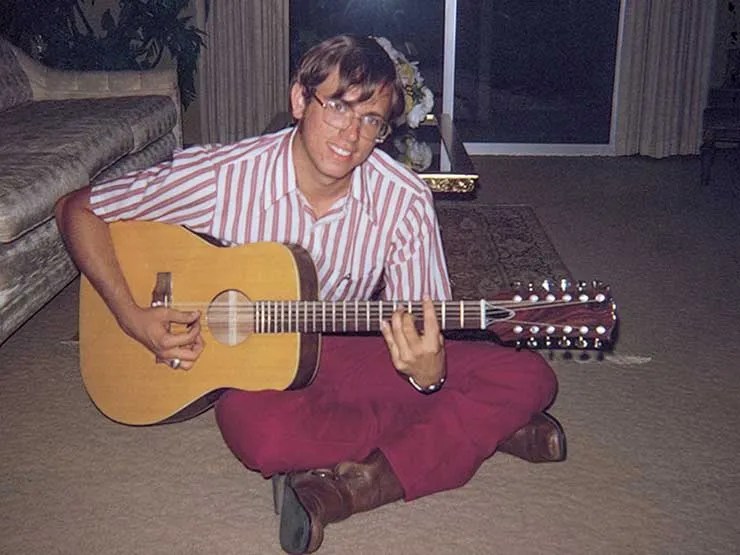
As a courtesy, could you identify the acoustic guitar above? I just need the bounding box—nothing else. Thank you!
[79,221,617,426]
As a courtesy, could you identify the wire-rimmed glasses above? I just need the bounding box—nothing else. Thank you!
[311,91,392,143]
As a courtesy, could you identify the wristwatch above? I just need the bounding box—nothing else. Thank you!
[407,374,446,394]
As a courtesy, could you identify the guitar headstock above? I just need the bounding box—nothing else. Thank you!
[487,279,617,350]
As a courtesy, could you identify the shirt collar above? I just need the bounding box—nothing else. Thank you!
[263,127,379,224]
[262,127,299,209]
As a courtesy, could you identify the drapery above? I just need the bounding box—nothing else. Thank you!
[614,0,718,157]
[196,0,289,144]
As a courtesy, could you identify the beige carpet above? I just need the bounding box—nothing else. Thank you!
[2,150,739,554]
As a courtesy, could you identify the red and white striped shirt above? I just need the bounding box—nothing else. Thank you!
[91,127,451,301]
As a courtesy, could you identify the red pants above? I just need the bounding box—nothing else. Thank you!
[215,336,557,500]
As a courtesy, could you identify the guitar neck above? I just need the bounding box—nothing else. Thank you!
[252,300,493,333]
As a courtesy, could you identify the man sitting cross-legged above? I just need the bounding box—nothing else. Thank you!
[55,34,565,554]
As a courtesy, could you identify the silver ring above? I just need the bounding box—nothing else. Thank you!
[169,358,182,369]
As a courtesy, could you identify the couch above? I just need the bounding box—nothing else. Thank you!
[0,37,182,345]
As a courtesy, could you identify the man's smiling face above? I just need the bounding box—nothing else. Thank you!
[291,68,392,190]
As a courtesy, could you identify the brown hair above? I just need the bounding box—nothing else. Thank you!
[292,34,405,123]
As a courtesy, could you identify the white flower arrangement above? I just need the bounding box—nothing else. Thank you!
[393,134,433,172]
[373,36,434,128]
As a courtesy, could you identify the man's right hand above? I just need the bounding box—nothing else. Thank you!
[118,306,204,370]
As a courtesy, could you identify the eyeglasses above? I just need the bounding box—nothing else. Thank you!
[311,91,392,143]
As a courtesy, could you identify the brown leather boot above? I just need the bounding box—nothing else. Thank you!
[279,449,404,554]
[498,412,567,463]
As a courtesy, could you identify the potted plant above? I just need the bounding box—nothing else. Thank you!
[0,0,208,108]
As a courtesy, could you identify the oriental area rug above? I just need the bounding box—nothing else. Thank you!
[435,202,572,300]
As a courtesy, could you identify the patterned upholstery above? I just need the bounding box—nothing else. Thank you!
[0,218,78,344]
[0,36,180,345]
[0,96,178,242]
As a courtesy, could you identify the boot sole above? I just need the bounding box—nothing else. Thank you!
[279,484,312,554]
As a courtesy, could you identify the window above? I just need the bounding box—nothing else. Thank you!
[290,0,622,154]
[453,0,620,146]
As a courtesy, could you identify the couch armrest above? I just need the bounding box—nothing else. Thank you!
[10,43,182,147]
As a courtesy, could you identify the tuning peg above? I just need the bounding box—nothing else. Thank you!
[593,338,603,350]
[576,336,589,349]
[559,278,572,291]
[558,337,572,348]
[541,279,556,292]
[510,281,524,302]
[576,280,588,292]
[591,279,604,289]
[527,337,539,348]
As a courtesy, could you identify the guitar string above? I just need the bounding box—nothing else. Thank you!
[165,298,601,312]
[168,299,605,333]
[166,300,601,320]
[195,318,594,334]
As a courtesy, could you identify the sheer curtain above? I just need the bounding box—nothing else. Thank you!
[196,0,289,144]
[614,0,717,157]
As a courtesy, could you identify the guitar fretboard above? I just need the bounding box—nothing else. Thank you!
[252,300,504,333]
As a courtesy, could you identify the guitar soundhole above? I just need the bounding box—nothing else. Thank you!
[207,290,254,346]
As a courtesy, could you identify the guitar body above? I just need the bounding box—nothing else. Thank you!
[80,221,320,426]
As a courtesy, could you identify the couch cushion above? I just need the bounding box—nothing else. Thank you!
[0,39,33,111]
[0,95,177,242]
[0,95,177,155]
[0,151,90,242]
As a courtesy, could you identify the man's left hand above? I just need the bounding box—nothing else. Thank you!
[380,296,446,388]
